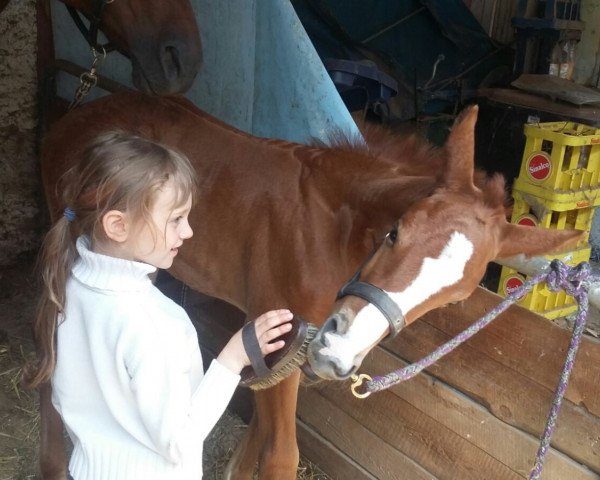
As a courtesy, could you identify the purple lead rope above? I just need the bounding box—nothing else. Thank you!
[363,260,591,480]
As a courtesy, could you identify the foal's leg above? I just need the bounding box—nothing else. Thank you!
[225,372,301,480]
[223,412,262,479]
[39,382,68,480]
[255,373,301,479]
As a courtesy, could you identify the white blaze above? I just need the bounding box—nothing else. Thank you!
[319,232,474,371]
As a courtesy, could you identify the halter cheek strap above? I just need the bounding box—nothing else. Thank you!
[66,0,118,54]
[337,270,406,341]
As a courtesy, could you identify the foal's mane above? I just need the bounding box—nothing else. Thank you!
[320,122,509,211]
[321,123,441,173]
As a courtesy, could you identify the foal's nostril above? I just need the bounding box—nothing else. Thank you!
[319,313,348,349]
[333,363,356,379]
[321,314,340,336]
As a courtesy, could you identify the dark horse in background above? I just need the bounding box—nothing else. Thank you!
[38,1,202,478]
[52,0,202,95]
[40,92,582,479]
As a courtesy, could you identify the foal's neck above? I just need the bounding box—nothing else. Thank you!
[310,141,443,225]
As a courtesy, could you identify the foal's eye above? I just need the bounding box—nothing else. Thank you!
[386,228,398,245]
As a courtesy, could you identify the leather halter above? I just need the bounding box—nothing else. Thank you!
[336,254,406,341]
[66,0,118,54]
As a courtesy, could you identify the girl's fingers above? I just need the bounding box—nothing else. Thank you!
[262,309,293,323]
[259,322,292,346]
[262,339,285,355]
[251,309,294,354]
[254,310,293,333]
[254,309,291,322]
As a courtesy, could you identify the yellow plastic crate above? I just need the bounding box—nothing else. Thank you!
[513,177,600,209]
[510,188,594,249]
[498,246,591,319]
[515,121,600,204]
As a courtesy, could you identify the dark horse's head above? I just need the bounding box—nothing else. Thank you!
[63,0,202,95]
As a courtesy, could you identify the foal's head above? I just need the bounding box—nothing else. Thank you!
[307,106,582,380]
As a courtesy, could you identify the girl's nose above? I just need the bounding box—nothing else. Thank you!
[181,220,193,239]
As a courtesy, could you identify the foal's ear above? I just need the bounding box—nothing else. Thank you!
[495,223,584,259]
[443,105,478,190]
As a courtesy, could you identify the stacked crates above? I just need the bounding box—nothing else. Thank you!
[498,121,600,319]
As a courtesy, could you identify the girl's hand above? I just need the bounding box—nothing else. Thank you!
[217,309,293,374]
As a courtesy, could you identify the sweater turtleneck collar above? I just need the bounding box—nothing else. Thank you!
[72,236,157,292]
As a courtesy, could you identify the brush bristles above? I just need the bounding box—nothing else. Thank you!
[249,324,319,390]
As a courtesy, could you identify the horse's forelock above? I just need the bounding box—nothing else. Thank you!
[474,171,508,209]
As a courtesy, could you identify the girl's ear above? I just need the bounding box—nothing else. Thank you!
[102,210,129,242]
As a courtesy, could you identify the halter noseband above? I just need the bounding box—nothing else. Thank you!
[66,0,117,54]
[336,263,406,341]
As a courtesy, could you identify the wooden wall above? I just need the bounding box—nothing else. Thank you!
[296,287,600,479]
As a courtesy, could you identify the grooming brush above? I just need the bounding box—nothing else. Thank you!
[240,315,319,390]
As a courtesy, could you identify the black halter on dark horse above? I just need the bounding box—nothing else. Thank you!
[65,0,120,56]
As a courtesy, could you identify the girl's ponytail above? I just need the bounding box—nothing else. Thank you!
[25,214,78,388]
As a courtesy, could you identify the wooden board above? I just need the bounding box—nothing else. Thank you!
[297,387,437,480]
[511,74,600,106]
[477,88,600,125]
[297,419,381,480]
[303,384,524,479]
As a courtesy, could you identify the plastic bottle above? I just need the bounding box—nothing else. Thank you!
[549,42,561,76]
[568,40,577,78]
[559,40,576,80]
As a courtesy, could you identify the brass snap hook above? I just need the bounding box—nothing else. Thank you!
[350,373,372,399]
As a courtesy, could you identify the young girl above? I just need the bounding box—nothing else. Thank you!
[27,132,293,479]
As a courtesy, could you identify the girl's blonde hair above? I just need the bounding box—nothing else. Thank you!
[26,132,196,388]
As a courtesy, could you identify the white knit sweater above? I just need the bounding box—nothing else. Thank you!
[52,236,240,480]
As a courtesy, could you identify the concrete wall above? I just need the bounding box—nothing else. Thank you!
[574,0,600,87]
[0,0,39,267]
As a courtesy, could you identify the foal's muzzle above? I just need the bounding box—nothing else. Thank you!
[306,272,407,380]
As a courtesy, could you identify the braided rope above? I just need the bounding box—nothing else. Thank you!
[528,261,589,480]
[362,260,591,480]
